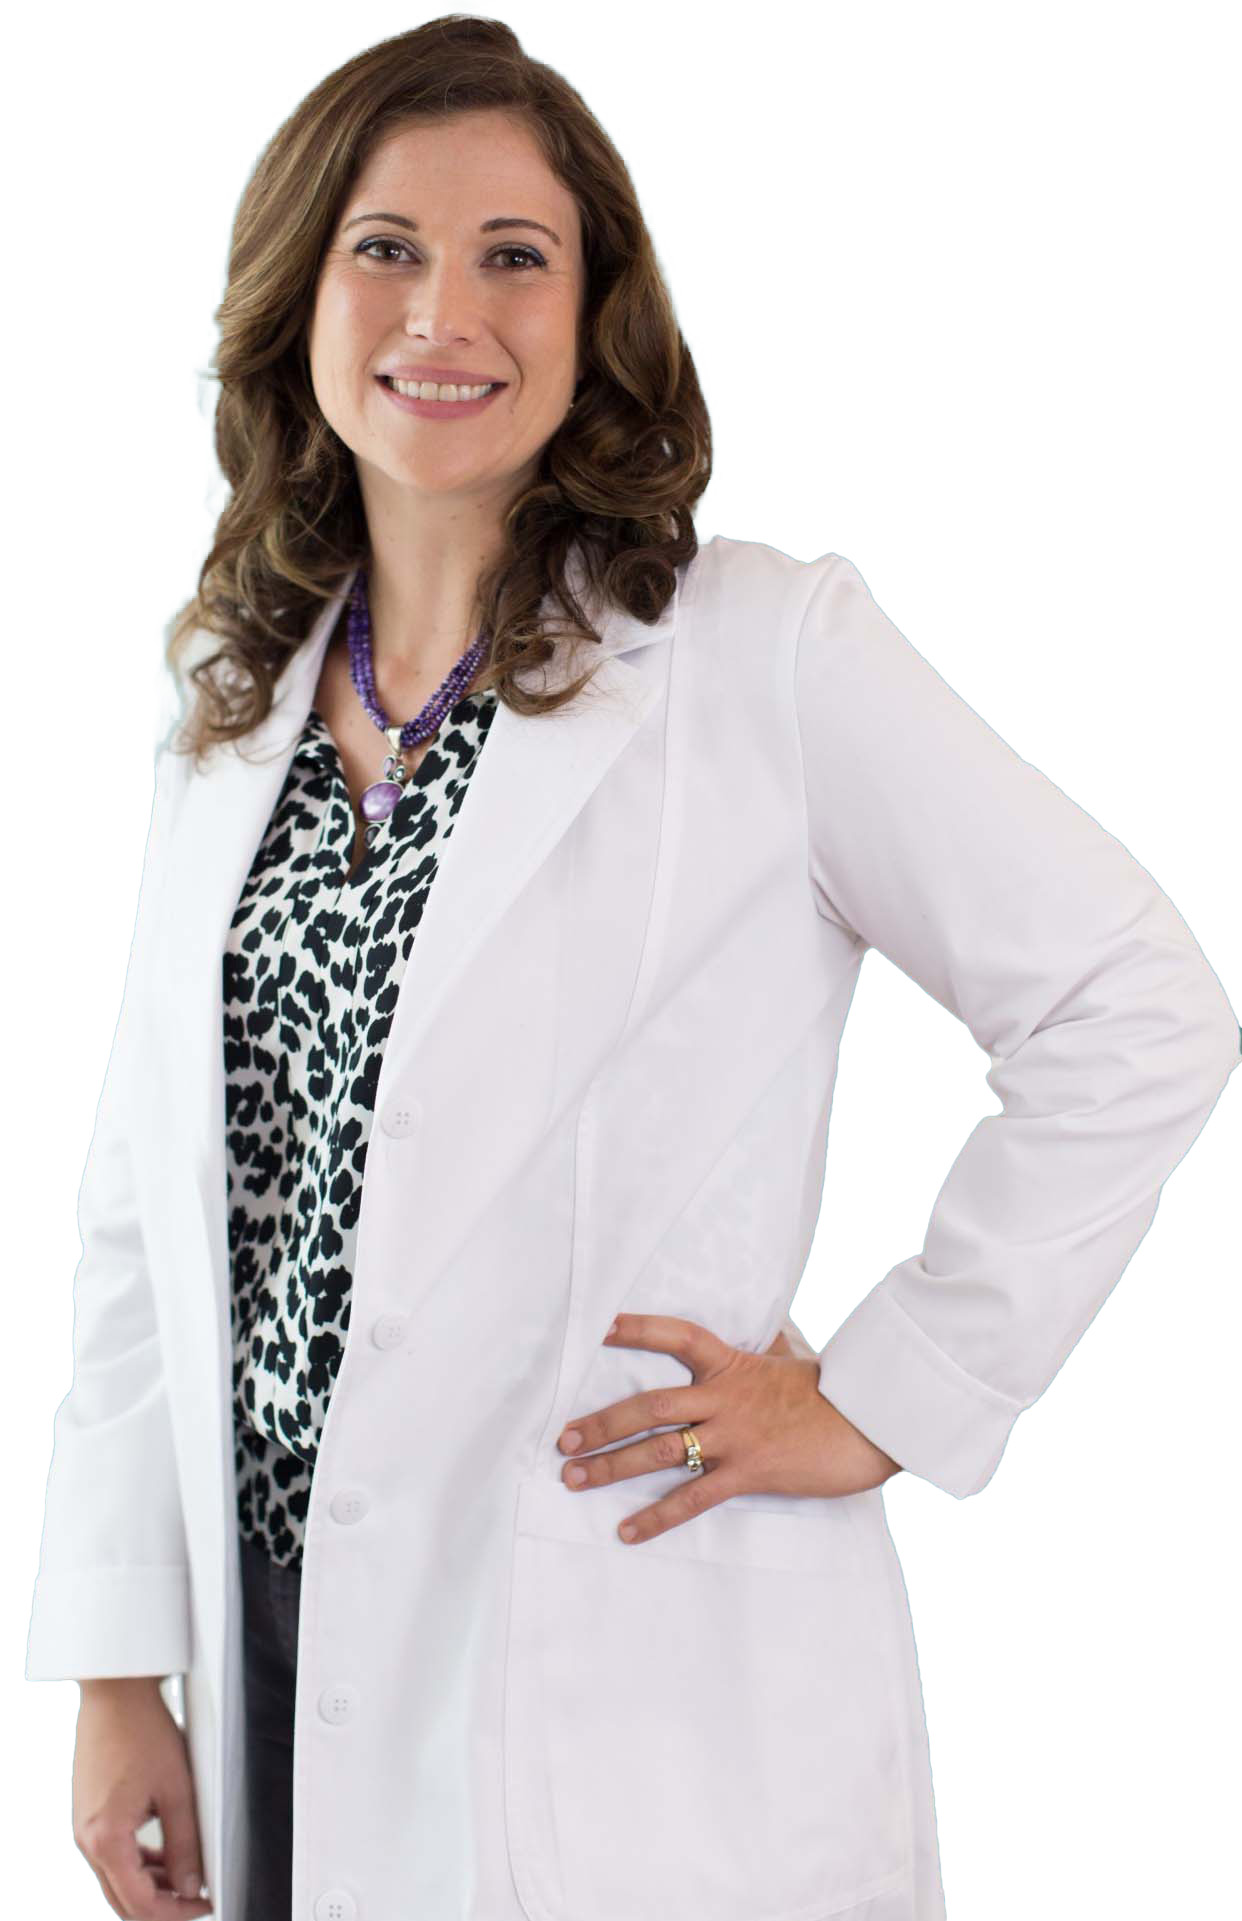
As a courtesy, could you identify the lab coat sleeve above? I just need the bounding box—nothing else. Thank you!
[25,728,195,1681]
[794,553,1241,1500]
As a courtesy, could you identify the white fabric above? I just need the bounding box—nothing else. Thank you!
[27,536,1239,1920]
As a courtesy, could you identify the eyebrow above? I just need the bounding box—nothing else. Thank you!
[341,211,563,247]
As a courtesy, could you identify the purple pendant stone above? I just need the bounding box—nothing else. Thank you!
[361,778,403,823]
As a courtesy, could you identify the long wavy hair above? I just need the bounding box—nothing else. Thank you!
[164,14,712,768]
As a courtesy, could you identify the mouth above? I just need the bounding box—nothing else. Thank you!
[376,373,507,416]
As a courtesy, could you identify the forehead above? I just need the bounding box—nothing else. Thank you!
[347,111,569,213]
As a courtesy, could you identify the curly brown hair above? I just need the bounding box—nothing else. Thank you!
[165,13,712,769]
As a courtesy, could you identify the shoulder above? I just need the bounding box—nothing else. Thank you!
[686,533,854,616]
[678,536,860,678]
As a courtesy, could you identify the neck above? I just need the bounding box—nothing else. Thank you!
[356,482,508,683]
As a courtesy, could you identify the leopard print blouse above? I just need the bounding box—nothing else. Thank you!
[222,687,499,1568]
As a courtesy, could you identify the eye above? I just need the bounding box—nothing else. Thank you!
[491,244,548,271]
[355,237,409,264]
[354,238,547,271]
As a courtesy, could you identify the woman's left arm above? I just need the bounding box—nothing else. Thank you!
[556,555,1239,1543]
[795,555,1241,1501]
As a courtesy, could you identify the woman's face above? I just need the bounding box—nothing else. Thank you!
[308,108,585,513]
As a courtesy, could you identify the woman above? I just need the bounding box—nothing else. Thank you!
[25,17,1239,1921]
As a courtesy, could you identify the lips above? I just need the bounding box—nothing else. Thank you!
[376,376,508,420]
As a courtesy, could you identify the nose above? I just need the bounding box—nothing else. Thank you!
[399,254,487,344]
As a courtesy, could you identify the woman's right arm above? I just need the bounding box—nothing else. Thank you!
[25,730,196,1684]
[26,726,216,1912]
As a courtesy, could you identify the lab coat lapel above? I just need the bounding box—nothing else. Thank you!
[375,595,669,1095]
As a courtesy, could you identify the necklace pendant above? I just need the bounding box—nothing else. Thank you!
[360,775,404,823]
[361,735,408,824]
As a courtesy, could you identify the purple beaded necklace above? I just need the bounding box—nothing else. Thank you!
[348,566,490,846]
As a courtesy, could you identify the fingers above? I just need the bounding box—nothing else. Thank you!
[562,1420,715,1490]
[156,1781,210,1903]
[87,1821,161,1916]
[604,1313,732,1376]
[84,1825,214,1918]
[135,1842,212,1907]
[559,1380,712,1463]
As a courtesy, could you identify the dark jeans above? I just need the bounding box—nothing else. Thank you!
[239,1532,300,1921]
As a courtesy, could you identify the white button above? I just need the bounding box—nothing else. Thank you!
[371,1313,408,1350]
[318,1683,358,1725]
[381,1096,423,1137]
[313,1891,357,1921]
[329,1489,369,1525]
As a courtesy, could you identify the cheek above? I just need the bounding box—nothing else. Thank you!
[314,270,391,356]
[504,294,577,362]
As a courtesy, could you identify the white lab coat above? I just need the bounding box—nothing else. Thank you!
[26,534,1240,1921]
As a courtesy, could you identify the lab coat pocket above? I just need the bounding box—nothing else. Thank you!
[503,1474,912,1921]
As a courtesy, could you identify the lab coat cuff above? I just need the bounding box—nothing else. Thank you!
[816,1285,1024,1500]
[24,1565,192,1683]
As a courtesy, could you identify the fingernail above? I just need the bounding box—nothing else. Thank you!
[605,1319,619,1337]
[560,1428,582,1452]
[180,1874,201,1896]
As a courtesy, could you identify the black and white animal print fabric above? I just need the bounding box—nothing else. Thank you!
[223,688,499,1568]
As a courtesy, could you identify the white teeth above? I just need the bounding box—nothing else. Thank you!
[386,377,497,401]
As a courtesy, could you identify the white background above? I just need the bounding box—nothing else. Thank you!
[6,3,1239,1915]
